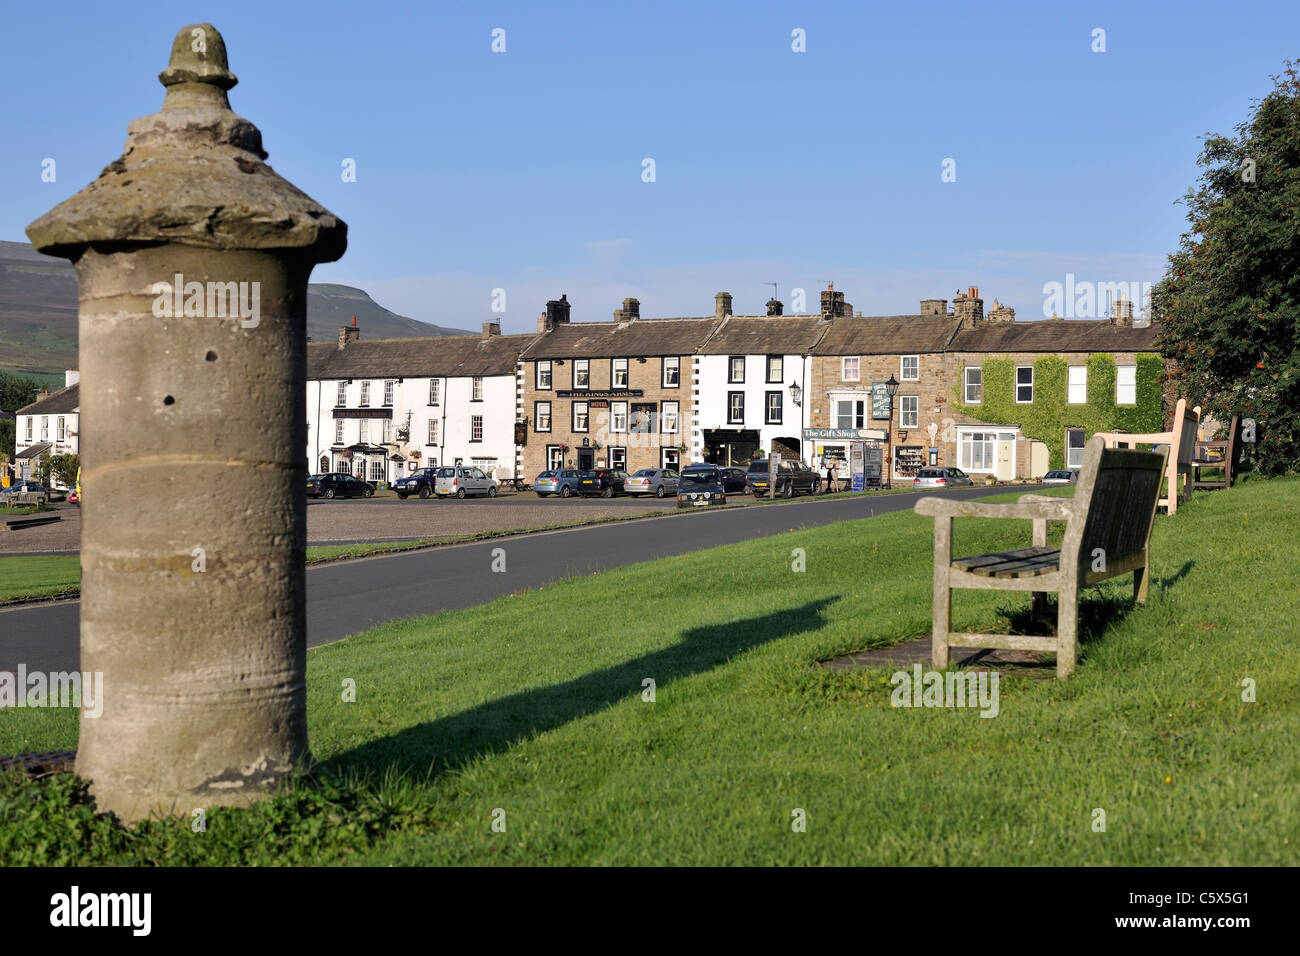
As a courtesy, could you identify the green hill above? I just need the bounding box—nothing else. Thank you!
[0,240,471,377]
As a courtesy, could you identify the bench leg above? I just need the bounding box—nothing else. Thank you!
[1133,561,1150,604]
[1056,578,1078,678]
[932,516,952,669]
[1031,591,1048,626]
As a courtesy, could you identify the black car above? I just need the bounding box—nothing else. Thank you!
[307,472,375,499]
[393,467,439,499]
[719,467,749,494]
[577,468,630,497]
[746,458,820,498]
[677,465,729,508]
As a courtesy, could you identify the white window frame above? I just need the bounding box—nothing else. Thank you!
[536,360,552,390]
[727,391,745,424]
[612,358,629,389]
[728,356,745,384]
[901,355,919,381]
[336,381,347,406]
[428,379,441,405]
[765,391,783,425]
[661,401,679,434]
[1066,427,1086,468]
[611,401,628,433]
[470,414,484,442]
[1067,366,1087,405]
[370,460,384,482]
[573,401,589,432]
[963,366,982,404]
[957,428,997,473]
[383,380,395,406]
[57,416,65,441]
[535,401,552,432]
[382,419,392,444]
[334,419,344,444]
[842,357,860,382]
[359,419,369,443]
[573,360,590,390]
[1116,365,1137,405]
[662,357,680,387]
[766,355,783,384]
[1015,366,1034,404]
[834,399,865,430]
[41,416,48,441]
[427,419,438,445]
[359,381,371,406]
[899,395,918,428]
[472,376,484,401]
[25,417,32,441]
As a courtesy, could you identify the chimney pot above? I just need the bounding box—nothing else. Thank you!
[482,320,501,338]
[715,291,733,318]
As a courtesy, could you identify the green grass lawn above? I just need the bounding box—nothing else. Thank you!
[1,479,1297,865]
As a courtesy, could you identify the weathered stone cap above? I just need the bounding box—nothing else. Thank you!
[26,23,346,263]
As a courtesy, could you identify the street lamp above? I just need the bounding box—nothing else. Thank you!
[788,380,803,407]
[884,374,899,489]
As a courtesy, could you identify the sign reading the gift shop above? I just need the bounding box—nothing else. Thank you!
[803,428,887,441]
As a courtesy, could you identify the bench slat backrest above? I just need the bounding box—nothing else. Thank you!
[1177,404,1200,470]
[1061,436,1168,580]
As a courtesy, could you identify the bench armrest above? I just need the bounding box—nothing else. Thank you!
[914,497,1075,521]
[1094,430,1172,446]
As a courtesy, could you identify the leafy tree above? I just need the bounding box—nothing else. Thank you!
[1151,63,1300,475]
[50,453,80,488]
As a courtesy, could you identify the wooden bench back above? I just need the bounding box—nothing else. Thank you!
[1062,436,1168,578]
[1175,402,1200,468]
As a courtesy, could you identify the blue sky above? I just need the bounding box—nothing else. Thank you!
[2,0,1296,330]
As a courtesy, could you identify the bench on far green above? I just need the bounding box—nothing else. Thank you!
[915,436,1168,678]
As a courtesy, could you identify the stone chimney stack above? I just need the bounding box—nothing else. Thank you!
[819,285,852,320]
[952,287,985,329]
[25,22,346,822]
[766,297,784,316]
[541,294,571,332]
[65,369,80,388]
[481,320,501,338]
[1112,295,1134,327]
[337,314,360,349]
[987,299,1016,323]
[714,291,733,319]
[920,299,947,316]
[613,297,640,322]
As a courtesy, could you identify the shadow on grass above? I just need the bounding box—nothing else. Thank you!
[998,560,1196,644]
[327,596,840,779]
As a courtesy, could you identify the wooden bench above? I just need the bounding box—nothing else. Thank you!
[4,514,61,531]
[915,436,1167,678]
[1094,397,1199,515]
[1192,415,1238,491]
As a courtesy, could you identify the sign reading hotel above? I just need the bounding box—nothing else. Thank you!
[556,389,645,398]
[802,427,887,441]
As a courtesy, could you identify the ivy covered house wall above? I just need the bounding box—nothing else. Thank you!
[949,352,1164,470]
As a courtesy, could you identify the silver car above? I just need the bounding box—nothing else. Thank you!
[623,468,679,498]
[1041,470,1080,485]
[912,467,974,489]
[434,465,498,499]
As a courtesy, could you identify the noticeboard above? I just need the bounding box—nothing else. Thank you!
[870,383,890,420]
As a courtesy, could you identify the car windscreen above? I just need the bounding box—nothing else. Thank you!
[917,469,942,478]
[436,468,455,477]
[631,469,656,478]
[747,461,768,473]
[680,470,720,486]
[538,471,555,479]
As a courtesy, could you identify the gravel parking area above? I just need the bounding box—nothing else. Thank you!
[0,503,80,554]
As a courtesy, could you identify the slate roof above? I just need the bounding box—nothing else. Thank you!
[696,315,828,355]
[16,383,79,415]
[520,318,718,360]
[812,316,961,355]
[308,334,535,380]
[949,319,1162,353]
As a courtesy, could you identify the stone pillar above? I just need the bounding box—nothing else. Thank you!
[26,24,346,822]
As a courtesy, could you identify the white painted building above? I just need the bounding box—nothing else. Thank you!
[692,314,823,467]
[12,369,80,487]
[307,321,534,484]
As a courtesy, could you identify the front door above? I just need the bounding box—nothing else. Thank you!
[577,448,595,470]
[996,433,1016,481]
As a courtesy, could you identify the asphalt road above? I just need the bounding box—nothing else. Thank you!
[0,485,1018,673]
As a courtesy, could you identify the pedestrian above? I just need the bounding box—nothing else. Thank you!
[830,458,839,493]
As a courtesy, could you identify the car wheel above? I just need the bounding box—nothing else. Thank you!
[364,487,374,498]
[456,488,466,499]
[655,485,666,498]
[601,486,613,498]
[560,485,572,498]
[324,488,336,499]
[812,479,821,495]
[782,481,794,499]
[488,486,497,498]
[419,485,432,499]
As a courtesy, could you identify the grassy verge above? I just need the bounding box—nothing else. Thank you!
[2,479,1297,865]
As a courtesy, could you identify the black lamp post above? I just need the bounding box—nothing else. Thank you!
[885,374,899,489]
[788,380,802,407]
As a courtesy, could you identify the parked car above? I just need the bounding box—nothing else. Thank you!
[1041,469,1080,485]
[307,472,375,499]
[624,468,679,498]
[913,467,975,489]
[434,465,498,499]
[534,468,583,498]
[746,459,820,498]
[577,468,630,498]
[0,480,48,506]
[393,467,440,499]
[676,465,728,508]
[719,467,750,494]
